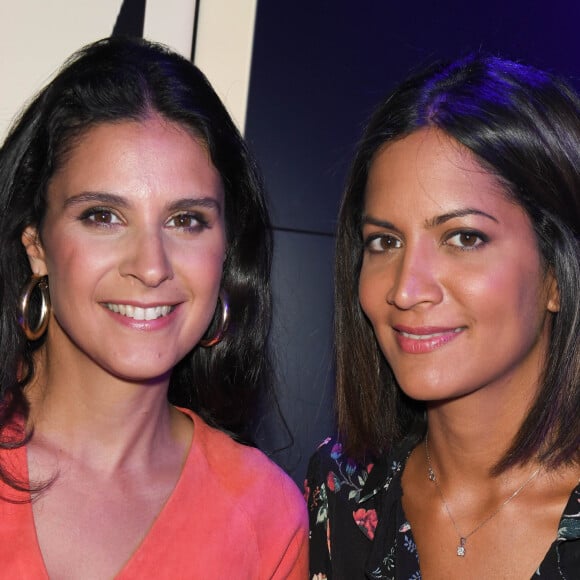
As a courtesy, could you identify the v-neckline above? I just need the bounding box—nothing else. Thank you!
[24,408,197,579]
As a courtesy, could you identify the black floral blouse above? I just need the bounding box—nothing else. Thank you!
[305,437,580,580]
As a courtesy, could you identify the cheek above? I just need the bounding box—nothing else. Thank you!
[490,259,542,302]
[457,260,546,331]
[176,248,226,302]
[42,226,116,273]
[358,266,382,321]
[182,224,227,268]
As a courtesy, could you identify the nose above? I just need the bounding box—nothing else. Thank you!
[119,228,174,287]
[386,241,443,309]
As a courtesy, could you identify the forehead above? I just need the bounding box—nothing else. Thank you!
[48,116,223,202]
[364,128,508,214]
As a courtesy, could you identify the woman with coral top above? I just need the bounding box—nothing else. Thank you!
[306,54,580,579]
[0,37,307,578]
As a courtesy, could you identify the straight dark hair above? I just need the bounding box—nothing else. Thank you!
[0,37,272,489]
[336,54,580,472]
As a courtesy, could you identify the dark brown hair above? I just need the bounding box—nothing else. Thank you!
[336,54,580,472]
[0,37,272,491]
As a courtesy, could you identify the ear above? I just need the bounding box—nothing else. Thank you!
[21,226,48,277]
[546,273,560,313]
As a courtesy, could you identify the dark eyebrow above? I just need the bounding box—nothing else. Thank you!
[63,192,130,209]
[362,208,498,233]
[167,197,222,215]
[63,192,222,215]
[362,215,398,230]
[426,208,499,227]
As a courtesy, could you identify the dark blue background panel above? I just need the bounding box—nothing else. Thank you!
[246,0,580,485]
[246,0,580,235]
[254,230,336,482]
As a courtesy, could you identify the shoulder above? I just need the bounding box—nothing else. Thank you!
[307,436,413,503]
[557,480,580,541]
[306,437,375,503]
[535,480,580,578]
[183,409,308,577]
[306,437,379,535]
[306,436,417,578]
[192,412,300,491]
[306,437,385,577]
[306,436,414,537]
[306,437,378,562]
[183,408,307,526]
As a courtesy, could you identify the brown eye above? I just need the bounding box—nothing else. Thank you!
[380,236,400,250]
[81,208,122,225]
[166,213,207,230]
[92,211,114,224]
[446,230,487,249]
[459,233,478,246]
[365,234,402,253]
[175,214,194,227]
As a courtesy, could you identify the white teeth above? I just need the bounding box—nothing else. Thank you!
[400,328,462,340]
[401,332,440,340]
[105,303,173,320]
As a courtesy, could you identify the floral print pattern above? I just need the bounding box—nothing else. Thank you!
[353,508,378,540]
[557,486,580,540]
[307,438,580,580]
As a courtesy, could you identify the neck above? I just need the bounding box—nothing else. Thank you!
[424,377,540,482]
[24,345,182,473]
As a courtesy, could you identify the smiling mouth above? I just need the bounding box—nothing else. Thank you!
[398,328,464,340]
[393,326,465,354]
[104,303,175,321]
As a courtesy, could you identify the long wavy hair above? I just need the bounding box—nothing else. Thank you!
[0,37,273,488]
[336,54,580,472]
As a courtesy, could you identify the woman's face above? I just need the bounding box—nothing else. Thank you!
[358,128,559,402]
[22,116,226,383]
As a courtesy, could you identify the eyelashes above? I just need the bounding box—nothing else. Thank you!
[363,229,489,253]
[443,229,489,250]
[364,234,402,253]
[78,207,122,226]
[78,207,211,232]
[165,212,210,231]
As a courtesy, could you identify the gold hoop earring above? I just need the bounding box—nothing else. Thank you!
[200,290,230,347]
[19,275,50,341]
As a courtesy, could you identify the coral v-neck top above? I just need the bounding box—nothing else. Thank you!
[0,408,308,578]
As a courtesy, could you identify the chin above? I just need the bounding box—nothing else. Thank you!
[396,375,460,402]
[103,361,175,385]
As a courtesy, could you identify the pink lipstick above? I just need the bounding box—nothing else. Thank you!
[393,325,464,354]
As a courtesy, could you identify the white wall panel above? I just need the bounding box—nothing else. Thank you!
[0,0,124,142]
[0,0,258,139]
[194,0,257,132]
[143,0,197,59]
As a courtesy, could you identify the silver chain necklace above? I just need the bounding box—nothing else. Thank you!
[424,433,540,557]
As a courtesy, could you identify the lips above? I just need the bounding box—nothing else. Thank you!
[393,325,465,354]
[104,303,175,321]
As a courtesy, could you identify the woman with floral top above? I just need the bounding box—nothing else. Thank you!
[306,53,580,579]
